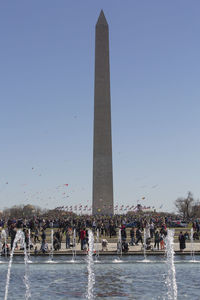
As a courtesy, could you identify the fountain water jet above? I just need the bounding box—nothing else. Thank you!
[71,228,76,262]
[113,228,123,263]
[165,229,177,300]
[86,230,95,299]
[27,229,32,262]
[117,228,122,257]
[190,228,195,261]
[49,227,54,261]
[95,228,100,261]
[142,228,150,262]
[4,230,31,300]
[23,235,31,299]
[1,229,7,258]
[143,228,147,260]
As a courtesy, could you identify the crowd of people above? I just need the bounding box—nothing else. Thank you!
[0,214,199,254]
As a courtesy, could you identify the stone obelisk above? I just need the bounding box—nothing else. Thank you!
[92,10,114,215]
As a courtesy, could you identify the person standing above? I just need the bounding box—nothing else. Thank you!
[150,222,155,238]
[130,227,135,246]
[10,227,17,249]
[65,229,70,249]
[135,228,143,245]
[34,227,40,244]
[160,233,165,250]
[41,229,46,251]
[179,231,186,252]
[154,231,160,250]
[109,222,114,238]
[80,228,86,250]
[121,226,127,242]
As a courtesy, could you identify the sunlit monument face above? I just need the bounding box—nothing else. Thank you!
[92,11,114,216]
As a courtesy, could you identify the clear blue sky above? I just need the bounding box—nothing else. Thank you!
[1,0,200,212]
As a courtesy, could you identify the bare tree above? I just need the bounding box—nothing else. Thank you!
[191,200,200,218]
[174,191,194,219]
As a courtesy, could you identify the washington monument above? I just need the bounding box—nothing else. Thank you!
[92,11,114,215]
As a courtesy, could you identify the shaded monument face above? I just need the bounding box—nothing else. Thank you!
[92,11,114,215]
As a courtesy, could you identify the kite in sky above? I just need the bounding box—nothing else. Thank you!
[152,185,158,189]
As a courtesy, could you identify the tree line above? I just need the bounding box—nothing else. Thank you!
[175,191,200,219]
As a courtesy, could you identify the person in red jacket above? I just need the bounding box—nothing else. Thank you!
[80,228,86,250]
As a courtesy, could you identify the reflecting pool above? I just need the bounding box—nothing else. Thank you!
[0,255,199,299]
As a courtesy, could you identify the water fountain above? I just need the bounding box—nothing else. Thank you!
[71,228,76,262]
[190,228,195,261]
[4,230,31,300]
[28,229,31,261]
[113,228,123,263]
[86,230,95,300]
[0,237,2,257]
[143,228,147,260]
[117,228,122,256]
[49,227,54,261]
[1,229,7,258]
[95,228,100,261]
[142,228,150,263]
[2,225,200,299]
[165,229,177,300]
[24,242,31,300]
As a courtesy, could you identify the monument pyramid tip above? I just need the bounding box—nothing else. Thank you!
[96,10,108,26]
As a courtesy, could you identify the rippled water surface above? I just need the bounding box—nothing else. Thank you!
[0,255,199,299]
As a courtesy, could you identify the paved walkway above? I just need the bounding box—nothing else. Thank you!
[5,241,200,255]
